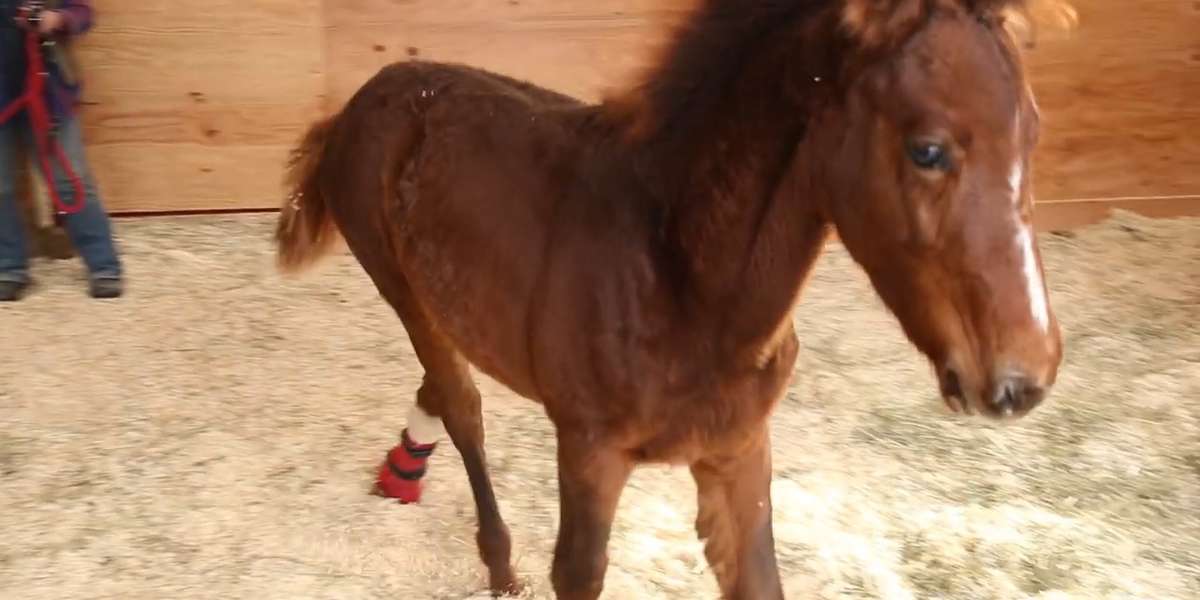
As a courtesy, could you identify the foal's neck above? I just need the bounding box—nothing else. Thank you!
[621,8,839,360]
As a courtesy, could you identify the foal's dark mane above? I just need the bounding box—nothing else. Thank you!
[601,1,824,144]
[601,0,1043,147]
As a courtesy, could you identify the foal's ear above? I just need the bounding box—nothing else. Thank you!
[840,0,1078,49]
[968,0,1077,21]
[989,0,1079,48]
[840,0,926,50]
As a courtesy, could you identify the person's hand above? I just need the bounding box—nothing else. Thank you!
[36,10,65,35]
[16,5,65,35]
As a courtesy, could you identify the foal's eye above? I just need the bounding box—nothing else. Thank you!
[907,141,950,170]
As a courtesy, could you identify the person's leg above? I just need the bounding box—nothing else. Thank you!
[29,114,123,296]
[0,118,32,300]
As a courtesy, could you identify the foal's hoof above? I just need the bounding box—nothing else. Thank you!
[370,475,423,504]
[489,570,524,597]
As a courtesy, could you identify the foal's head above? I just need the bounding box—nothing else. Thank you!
[816,0,1065,418]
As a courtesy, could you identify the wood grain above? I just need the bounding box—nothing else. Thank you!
[85,143,298,212]
[1032,196,1200,232]
[322,0,687,107]
[327,0,688,28]
[1022,0,1200,203]
[72,0,325,213]
[65,0,1198,220]
[325,24,664,107]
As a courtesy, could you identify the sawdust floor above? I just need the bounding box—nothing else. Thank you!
[1,210,1197,600]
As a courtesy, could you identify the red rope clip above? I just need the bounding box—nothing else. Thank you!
[0,26,86,216]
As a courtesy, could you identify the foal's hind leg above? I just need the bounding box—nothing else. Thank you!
[690,425,783,600]
[378,283,521,595]
[414,370,521,595]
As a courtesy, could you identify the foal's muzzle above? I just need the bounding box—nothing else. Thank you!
[938,367,1048,419]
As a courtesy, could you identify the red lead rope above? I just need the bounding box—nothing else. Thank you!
[0,28,85,215]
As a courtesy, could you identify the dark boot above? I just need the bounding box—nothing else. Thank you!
[88,276,122,299]
[0,279,29,302]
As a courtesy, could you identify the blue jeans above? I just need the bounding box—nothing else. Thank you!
[0,112,121,283]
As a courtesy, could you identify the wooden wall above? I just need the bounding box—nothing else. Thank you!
[75,0,325,213]
[323,0,689,110]
[1018,0,1200,228]
[69,0,1199,226]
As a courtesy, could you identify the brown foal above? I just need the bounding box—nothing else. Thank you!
[275,0,1066,597]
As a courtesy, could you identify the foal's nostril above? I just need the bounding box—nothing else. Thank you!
[940,367,963,400]
[991,377,1046,417]
[995,383,1017,417]
[1021,381,1047,409]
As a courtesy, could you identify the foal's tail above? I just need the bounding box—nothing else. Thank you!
[275,114,342,274]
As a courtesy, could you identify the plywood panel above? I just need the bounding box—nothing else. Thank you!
[65,0,1199,216]
[323,0,690,107]
[85,143,300,212]
[332,0,687,27]
[1033,196,1200,232]
[326,24,664,107]
[71,0,325,212]
[324,0,1200,211]
[1024,0,1200,201]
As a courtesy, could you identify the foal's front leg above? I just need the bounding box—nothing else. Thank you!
[691,425,783,599]
[550,431,634,600]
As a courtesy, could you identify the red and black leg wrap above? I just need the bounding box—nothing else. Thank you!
[375,429,437,504]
